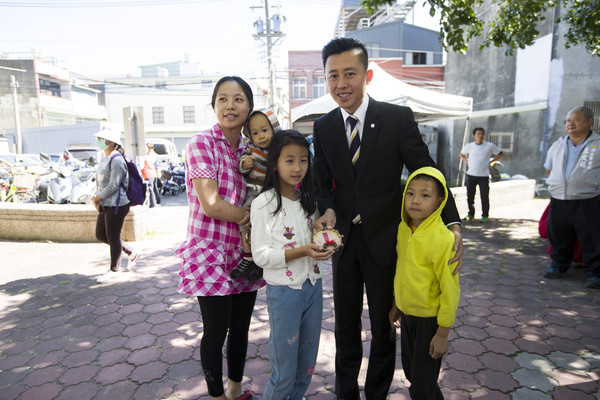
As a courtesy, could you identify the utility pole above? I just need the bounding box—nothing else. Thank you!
[1,66,26,154]
[252,0,285,109]
[11,75,22,154]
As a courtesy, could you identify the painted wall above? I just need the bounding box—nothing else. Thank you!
[288,50,325,120]
[515,35,552,105]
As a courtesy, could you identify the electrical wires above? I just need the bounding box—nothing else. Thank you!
[0,0,219,7]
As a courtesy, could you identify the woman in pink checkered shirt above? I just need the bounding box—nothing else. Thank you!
[175,76,264,400]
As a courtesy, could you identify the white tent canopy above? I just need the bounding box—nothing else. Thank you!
[291,62,473,123]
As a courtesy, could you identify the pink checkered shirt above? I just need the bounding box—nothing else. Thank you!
[175,124,265,296]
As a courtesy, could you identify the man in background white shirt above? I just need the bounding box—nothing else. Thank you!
[459,127,504,223]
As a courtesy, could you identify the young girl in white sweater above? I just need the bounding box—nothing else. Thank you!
[250,130,335,400]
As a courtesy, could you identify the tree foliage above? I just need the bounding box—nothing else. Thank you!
[360,0,600,56]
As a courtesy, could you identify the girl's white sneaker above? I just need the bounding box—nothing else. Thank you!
[96,270,120,283]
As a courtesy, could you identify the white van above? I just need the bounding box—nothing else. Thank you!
[146,138,179,165]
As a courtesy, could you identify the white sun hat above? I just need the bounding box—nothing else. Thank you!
[94,127,123,146]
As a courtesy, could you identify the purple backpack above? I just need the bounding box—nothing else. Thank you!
[109,154,147,213]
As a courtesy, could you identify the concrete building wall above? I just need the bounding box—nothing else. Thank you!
[1,59,106,133]
[445,3,600,185]
[451,111,547,185]
[446,46,517,111]
[543,18,600,157]
[0,60,40,130]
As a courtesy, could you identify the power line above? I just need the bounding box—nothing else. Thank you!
[0,0,218,7]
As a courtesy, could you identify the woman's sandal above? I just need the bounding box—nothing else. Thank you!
[235,388,257,400]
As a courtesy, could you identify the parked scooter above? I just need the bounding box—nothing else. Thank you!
[490,160,506,182]
[160,163,185,195]
[69,164,95,204]
[39,152,96,204]
[48,162,73,204]
[37,153,58,202]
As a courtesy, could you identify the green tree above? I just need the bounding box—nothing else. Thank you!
[360,0,600,56]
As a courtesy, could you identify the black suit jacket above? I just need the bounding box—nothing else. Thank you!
[313,97,460,266]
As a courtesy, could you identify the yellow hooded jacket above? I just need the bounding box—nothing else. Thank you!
[394,166,460,328]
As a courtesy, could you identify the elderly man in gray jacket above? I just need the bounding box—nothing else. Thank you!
[543,106,600,289]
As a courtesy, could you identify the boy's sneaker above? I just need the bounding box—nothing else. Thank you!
[543,267,565,279]
[96,269,120,283]
[480,217,489,223]
[584,276,600,289]
[230,259,254,279]
[247,263,263,282]
[464,215,474,221]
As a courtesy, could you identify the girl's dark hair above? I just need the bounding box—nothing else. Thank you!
[262,130,316,216]
[211,76,254,114]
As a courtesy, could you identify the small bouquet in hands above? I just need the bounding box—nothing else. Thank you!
[312,228,343,251]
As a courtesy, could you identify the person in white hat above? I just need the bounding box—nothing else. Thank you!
[92,128,139,283]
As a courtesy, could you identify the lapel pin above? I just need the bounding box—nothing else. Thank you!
[370,123,375,128]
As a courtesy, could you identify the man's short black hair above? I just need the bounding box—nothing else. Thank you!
[322,38,369,71]
[472,127,485,135]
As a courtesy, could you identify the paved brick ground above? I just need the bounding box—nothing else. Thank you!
[0,196,599,399]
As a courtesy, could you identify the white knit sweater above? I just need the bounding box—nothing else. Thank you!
[250,189,322,289]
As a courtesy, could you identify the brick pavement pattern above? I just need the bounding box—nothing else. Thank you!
[0,197,599,399]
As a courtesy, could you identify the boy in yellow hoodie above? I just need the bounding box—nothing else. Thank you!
[389,166,460,399]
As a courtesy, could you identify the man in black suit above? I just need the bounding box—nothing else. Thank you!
[313,38,463,400]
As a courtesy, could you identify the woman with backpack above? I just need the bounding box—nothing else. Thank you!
[92,128,139,284]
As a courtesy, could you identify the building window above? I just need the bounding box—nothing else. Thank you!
[292,77,307,99]
[412,52,427,65]
[312,76,325,98]
[584,100,600,132]
[488,131,515,154]
[183,106,195,124]
[39,78,62,97]
[152,107,164,124]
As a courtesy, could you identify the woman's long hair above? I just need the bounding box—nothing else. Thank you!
[262,130,316,216]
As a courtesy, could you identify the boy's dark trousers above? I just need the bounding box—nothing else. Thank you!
[399,311,443,400]
[465,174,490,218]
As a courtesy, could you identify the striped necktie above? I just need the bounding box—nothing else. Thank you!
[347,115,362,224]
[347,115,360,165]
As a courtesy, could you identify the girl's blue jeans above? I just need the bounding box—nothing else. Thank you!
[263,279,323,400]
